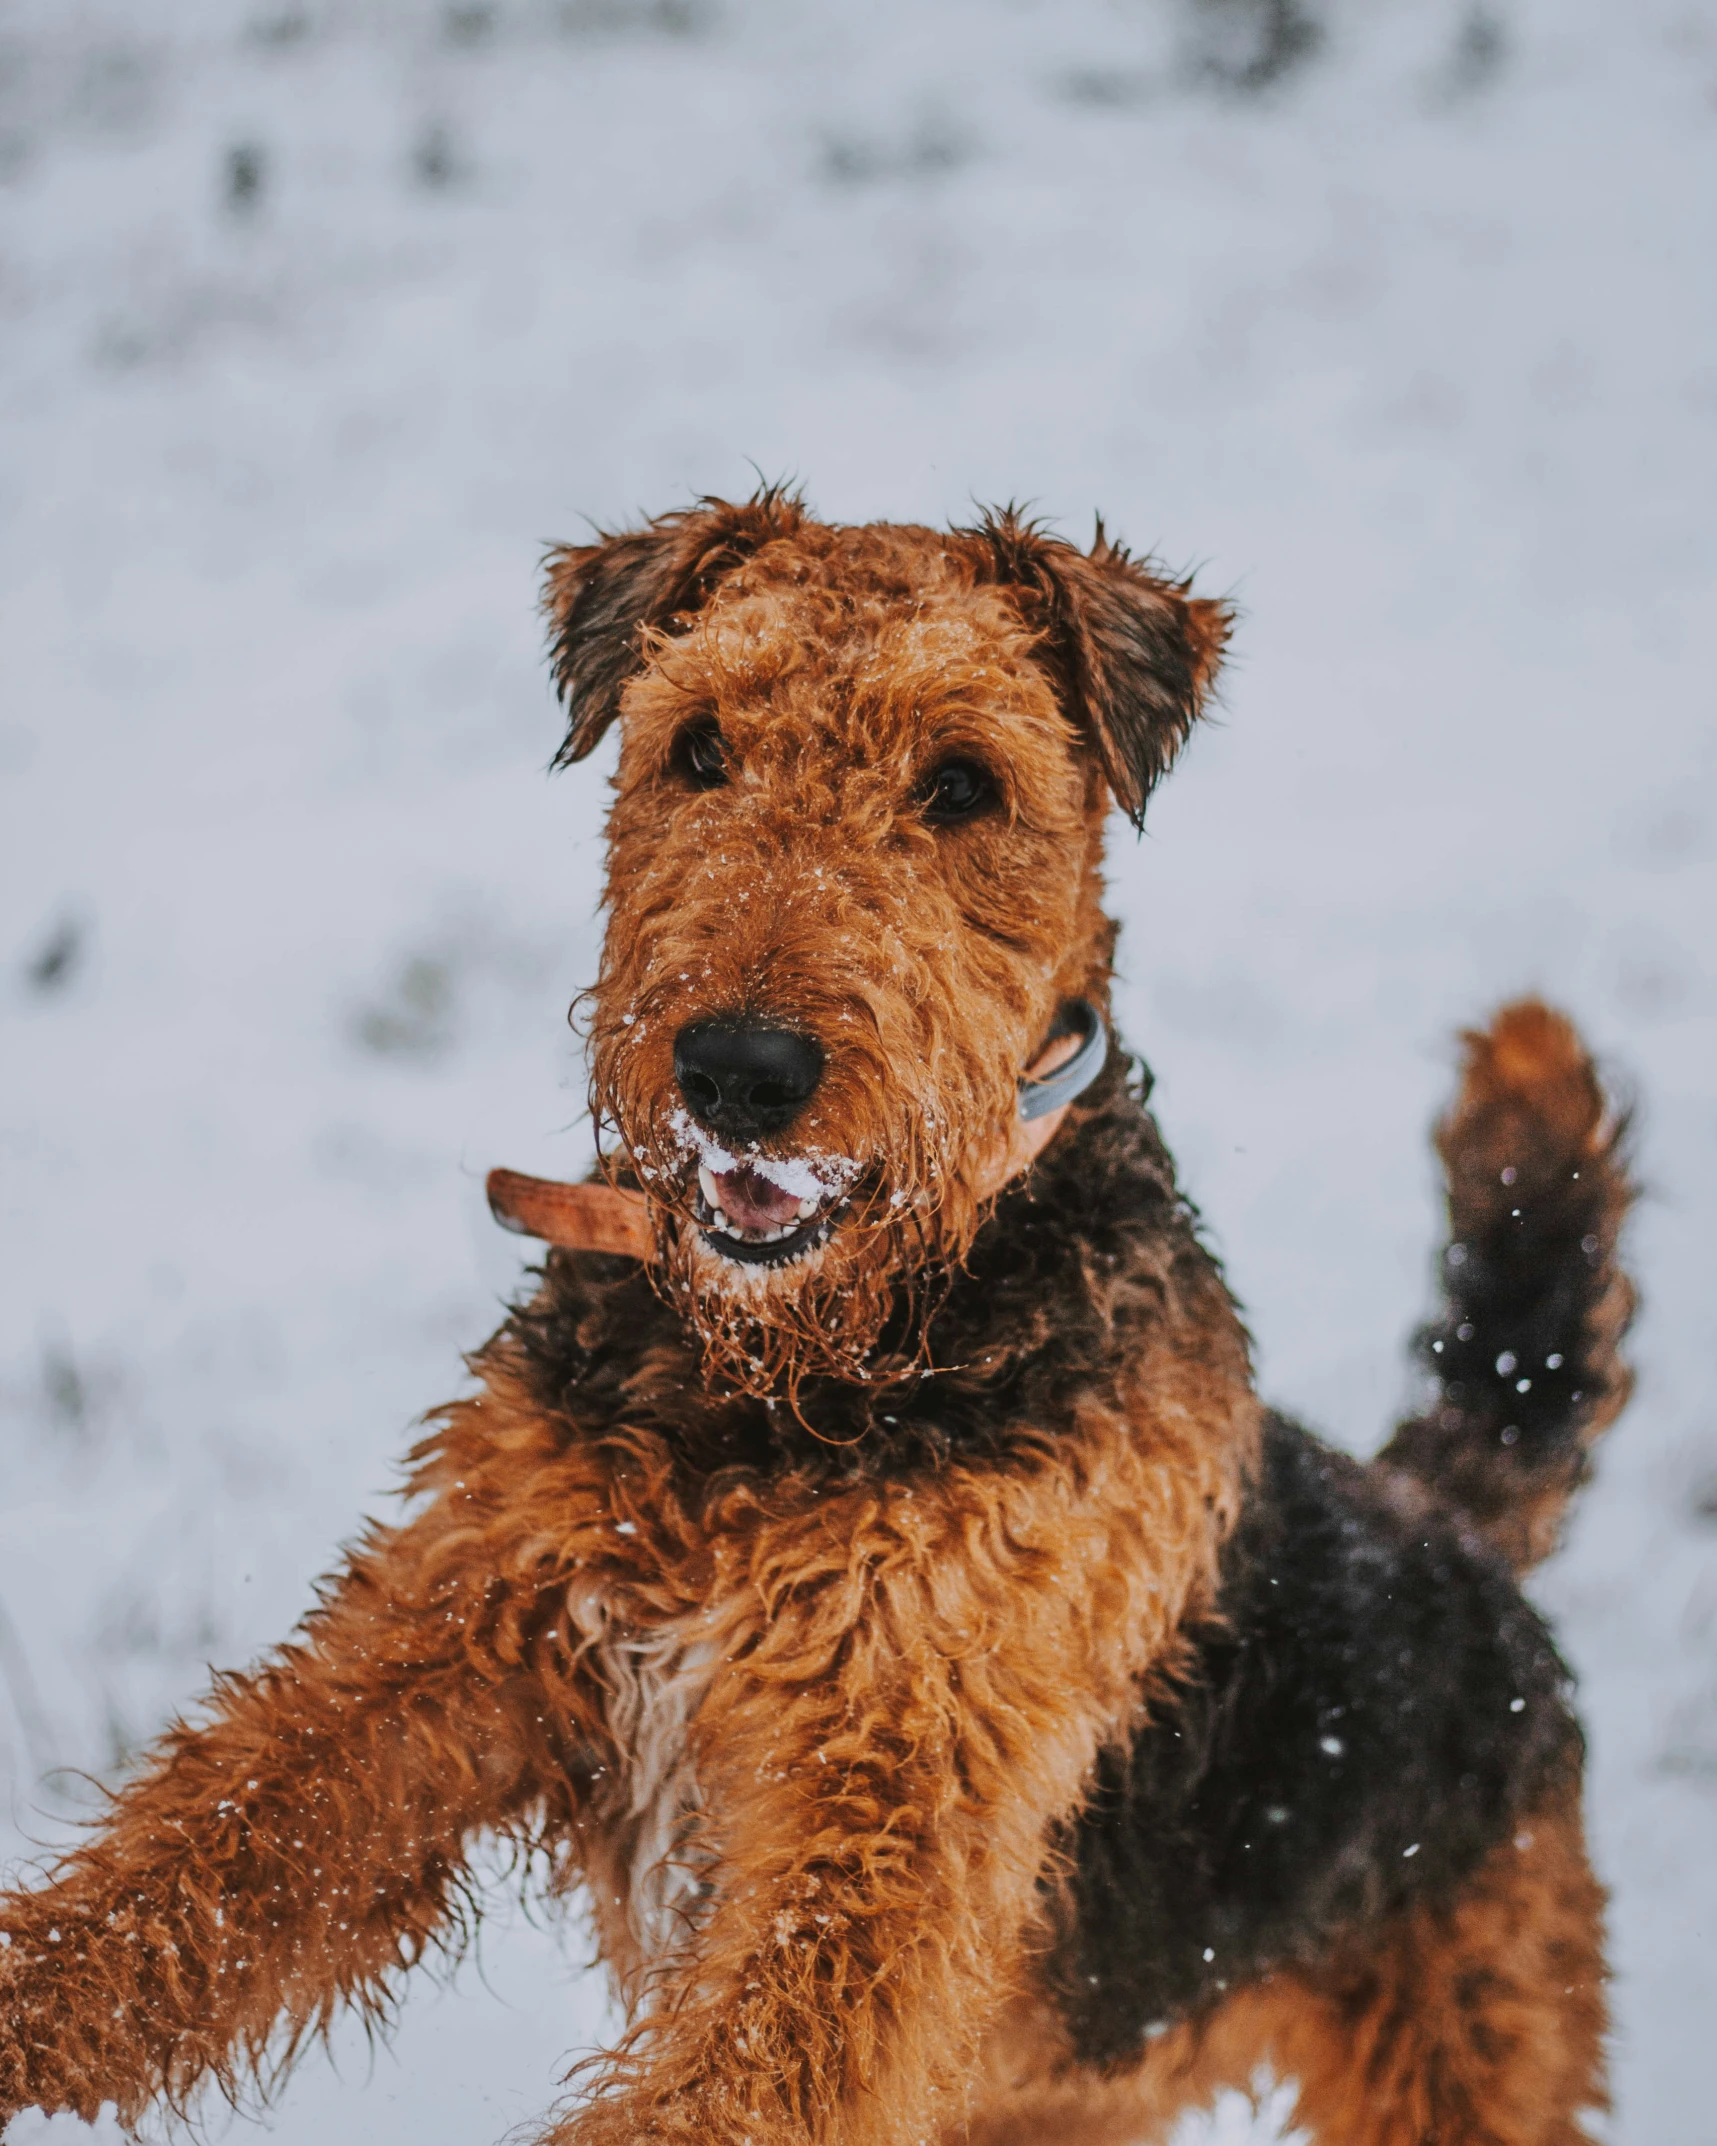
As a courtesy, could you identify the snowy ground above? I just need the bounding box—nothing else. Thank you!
[1,1,1713,2138]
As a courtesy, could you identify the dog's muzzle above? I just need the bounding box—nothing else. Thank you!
[486,1000,1109,1263]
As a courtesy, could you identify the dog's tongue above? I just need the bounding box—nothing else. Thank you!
[713,1165,804,1233]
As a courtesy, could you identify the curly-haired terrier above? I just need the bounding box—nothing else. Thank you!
[0,491,1634,2146]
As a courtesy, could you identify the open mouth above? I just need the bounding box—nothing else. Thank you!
[692,1161,845,1268]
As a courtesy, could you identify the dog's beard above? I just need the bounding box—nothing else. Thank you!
[665,1185,931,1404]
[592,1048,1011,1409]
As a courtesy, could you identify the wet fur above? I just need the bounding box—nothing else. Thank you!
[1050,1408,1582,2070]
[0,496,1631,2146]
[1382,1002,1634,1573]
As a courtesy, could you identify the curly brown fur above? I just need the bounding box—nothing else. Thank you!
[0,495,1632,2146]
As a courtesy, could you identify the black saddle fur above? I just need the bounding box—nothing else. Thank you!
[1049,1411,1578,2066]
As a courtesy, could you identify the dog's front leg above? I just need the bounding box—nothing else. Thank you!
[0,1491,573,2132]
[551,1413,1234,2146]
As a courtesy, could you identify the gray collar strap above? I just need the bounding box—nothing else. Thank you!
[1017,999,1109,1123]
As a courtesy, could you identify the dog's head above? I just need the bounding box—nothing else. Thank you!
[545,488,1227,1397]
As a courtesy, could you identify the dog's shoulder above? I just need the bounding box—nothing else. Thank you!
[1050,1411,1583,2067]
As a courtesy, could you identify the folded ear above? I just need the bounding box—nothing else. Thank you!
[967,508,1232,826]
[542,486,805,766]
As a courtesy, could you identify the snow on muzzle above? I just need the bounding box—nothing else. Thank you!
[668,1111,862,1269]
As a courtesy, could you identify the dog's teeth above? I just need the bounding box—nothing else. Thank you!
[796,1198,819,1220]
[711,1207,730,1232]
[698,1164,722,1211]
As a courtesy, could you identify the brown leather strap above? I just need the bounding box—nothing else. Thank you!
[486,1169,655,1259]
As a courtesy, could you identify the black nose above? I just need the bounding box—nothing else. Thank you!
[672,1018,824,1139]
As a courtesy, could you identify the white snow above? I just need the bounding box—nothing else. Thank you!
[1,1,1713,2140]
[667,1106,859,1202]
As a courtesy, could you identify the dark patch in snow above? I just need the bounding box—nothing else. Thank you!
[412,119,461,188]
[819,111,975,189]
[246,10,313,51]
[553,0,718,41]
[353,952,459,1061]
[1187,0,1323,97]
[24,913,83,994]
[444,2,499,46]
[224,140,267,214]
[1438,8,1509,103]
[40,1342,89,1437]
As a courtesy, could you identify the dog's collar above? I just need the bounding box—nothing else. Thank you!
[487,999,1109,1258]
[1018,998,1107,1121]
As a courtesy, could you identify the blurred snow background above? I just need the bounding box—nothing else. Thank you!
[1,0,1713,2137]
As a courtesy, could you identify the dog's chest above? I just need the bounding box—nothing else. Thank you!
[568,1578,724,1979]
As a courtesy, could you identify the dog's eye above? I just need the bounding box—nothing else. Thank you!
[672,722,728,791]
[920,757,994,825]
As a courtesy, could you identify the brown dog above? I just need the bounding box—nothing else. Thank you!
[0,491,1632,2145]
